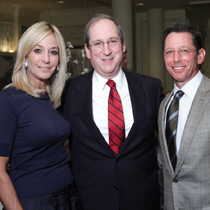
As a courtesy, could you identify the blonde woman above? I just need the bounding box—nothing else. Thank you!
[0,22,74,210]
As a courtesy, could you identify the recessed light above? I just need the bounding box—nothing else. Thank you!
[137,3,144,6]
[57,1,64,3]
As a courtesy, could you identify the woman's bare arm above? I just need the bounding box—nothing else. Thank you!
[0,156,23,210]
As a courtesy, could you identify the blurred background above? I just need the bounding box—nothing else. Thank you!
[0,0,209,92]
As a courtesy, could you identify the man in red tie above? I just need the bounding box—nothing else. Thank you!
[61,14,163,210]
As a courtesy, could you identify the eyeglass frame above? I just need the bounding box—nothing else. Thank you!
[88,38,121,49]
[163,48,197,57]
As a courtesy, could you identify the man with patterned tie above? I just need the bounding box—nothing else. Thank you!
[158,23,210,210]
[61,14,163,210]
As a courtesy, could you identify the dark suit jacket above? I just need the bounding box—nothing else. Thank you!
[61,70,163,210]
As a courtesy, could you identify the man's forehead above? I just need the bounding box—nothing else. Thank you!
[165,32,194,47]
[166,32,192,40]
[88,20,119,41]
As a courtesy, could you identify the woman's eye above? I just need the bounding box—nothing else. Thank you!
[34,49,41,53]
[51,51,58,55]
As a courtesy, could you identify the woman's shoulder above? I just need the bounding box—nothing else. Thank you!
[0,86,27,103]
[0,86,15,97]
[1,86,20,94]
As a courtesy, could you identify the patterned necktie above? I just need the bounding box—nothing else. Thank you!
[165,90,184,170]
[107,80,125,155]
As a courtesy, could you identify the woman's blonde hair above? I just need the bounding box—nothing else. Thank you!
[6,21,67,109]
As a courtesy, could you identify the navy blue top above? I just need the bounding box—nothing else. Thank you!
[0,87,73,199]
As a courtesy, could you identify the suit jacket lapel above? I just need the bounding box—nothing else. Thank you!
[118,71,145,155]
[160,92,175,172]
[76,71,113,154]
[175,75,210,174]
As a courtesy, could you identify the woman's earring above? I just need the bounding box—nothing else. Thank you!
[55,65,59,78]
[24,62,28,69]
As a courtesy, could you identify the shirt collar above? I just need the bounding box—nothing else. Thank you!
[93,68,125,92]
[174,70,203,100]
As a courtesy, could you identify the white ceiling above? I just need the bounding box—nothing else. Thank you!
[0,0,210,16]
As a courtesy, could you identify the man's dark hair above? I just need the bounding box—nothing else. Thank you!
[163,23,202,54]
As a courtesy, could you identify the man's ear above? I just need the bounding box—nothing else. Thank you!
[122,40,126,53]
[85,44,90,59]
[197,48,206,65]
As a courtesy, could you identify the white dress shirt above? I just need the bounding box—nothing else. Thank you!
[92,69,134,144]
[165,71,203,153]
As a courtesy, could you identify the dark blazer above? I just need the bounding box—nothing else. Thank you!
[61,70,163,210]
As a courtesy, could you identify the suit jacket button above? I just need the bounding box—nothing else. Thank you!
[114,185,118,190]
[173,178,178,183]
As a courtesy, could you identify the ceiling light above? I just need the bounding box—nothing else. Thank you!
[189,0,210,4]
[137,3,144,6]
[57,1,64,3]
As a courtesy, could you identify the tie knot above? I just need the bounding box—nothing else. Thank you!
[174,90,184,100]
[107,79,115,88]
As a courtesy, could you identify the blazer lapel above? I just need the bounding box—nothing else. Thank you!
[175,75,210,174]
[160,92,175,172]
[75,71,114,155]
[117,71,145,155]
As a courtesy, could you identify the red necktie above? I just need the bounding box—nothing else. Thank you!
[107,80,125,155]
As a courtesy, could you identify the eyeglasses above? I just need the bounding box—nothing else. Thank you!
[89,38,121,49]
[164,48,196,57]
